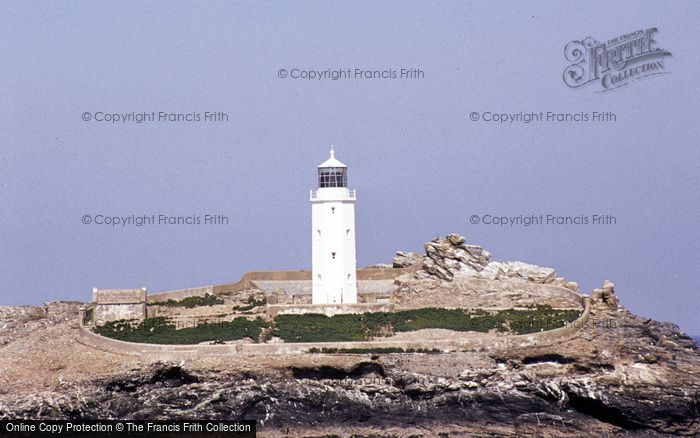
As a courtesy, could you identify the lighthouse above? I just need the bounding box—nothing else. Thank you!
[310,146,358,304]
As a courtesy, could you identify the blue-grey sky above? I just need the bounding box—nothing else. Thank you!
[2,1,699,334]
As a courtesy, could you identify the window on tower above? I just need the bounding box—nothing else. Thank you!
[318,167,347,188]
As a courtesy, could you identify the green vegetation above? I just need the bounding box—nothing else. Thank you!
[484,305,581,335]
[268,305,581,342]
[148,293,224,308]
[93,305,581,344]
[93,316,267,344]
[269,313,377,342]
[232,295,267,312]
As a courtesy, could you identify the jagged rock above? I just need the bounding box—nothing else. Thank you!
[392,251,423,268]
[591,280,618,309]
[494,261,557,284]
[409,234,562,286]
[419,234,492,280]
[446,234,465,246]
[551,277,580,292]
[422,256,454,280]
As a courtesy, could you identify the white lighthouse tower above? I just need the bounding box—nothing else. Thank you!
[310,146,358,304]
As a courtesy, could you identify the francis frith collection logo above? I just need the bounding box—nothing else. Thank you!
[563,27,672,92]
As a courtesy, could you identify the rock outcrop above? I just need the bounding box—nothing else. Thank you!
[591,280,619,309]
[399,234,576,288]
[490,260,556,284]
[392,251,422,269]
[420,234,492,280]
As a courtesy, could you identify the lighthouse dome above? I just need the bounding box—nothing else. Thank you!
[318,145,347,168]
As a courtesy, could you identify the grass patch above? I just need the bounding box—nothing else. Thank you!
[93,305,581,344]
[93,316,267,344]
[148,293,224,308]
[269,313,378,342]
[269,305,581,342]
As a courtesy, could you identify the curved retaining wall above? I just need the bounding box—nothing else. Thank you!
[77,298,590,361]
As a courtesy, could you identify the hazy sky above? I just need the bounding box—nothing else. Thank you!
[2,1,699,334]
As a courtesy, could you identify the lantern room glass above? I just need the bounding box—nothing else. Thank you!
[318,167,347,188]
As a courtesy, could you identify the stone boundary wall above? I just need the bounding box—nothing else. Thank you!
[77,298,591,360]
[450,277,584,302]
[94,288,147,304]
[266,303,393,318]
[148,286,215,304]
[212,268,416,292]
[144,267,416,304]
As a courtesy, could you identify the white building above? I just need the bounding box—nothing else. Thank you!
[310,147,358,304]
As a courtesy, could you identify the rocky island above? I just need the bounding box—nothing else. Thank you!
[0,235,698,437]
